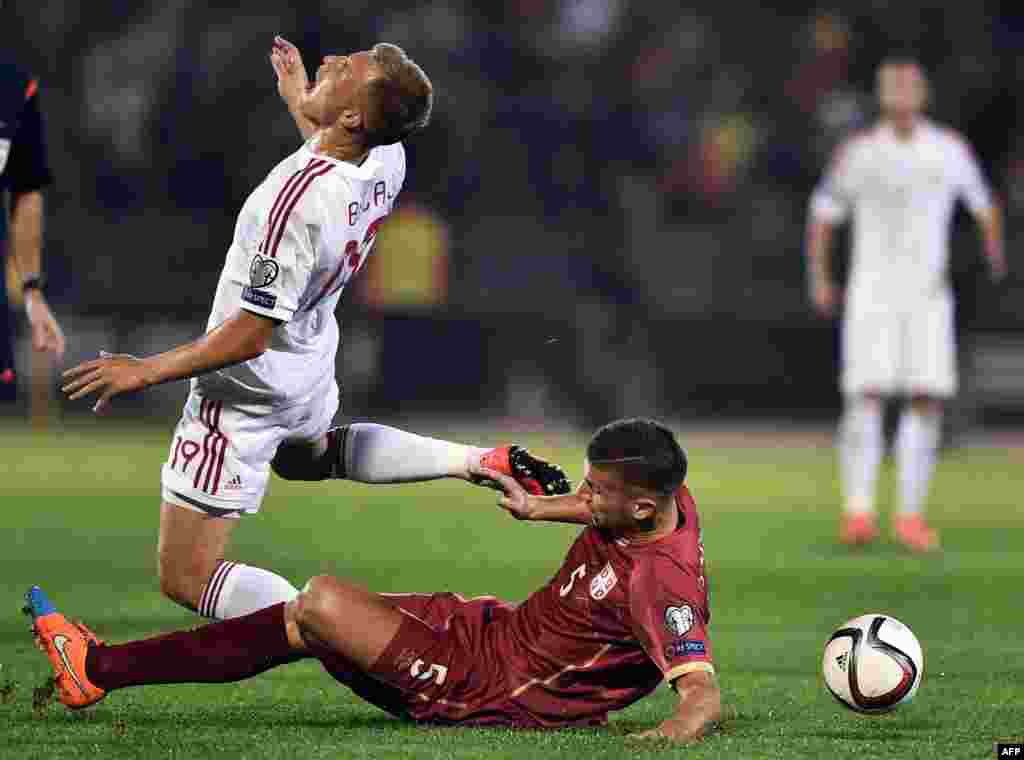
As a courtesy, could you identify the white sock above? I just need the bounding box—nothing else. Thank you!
[838,398,883,515]
[343,423,488,483]
[199,561,299,620]
[895,408,941,516]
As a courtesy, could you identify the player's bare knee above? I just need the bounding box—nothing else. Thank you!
[296,575,359,629]
[294,575,334,626]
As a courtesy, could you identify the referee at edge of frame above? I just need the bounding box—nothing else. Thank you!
[1,0,66,405]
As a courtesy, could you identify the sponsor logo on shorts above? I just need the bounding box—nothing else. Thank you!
[223,474,243,492]
[664,640,706,659]
[241,286,277,310]
[589,562,618,600]
[664,604,694,637]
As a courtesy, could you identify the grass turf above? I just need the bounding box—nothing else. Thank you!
[0,422,1021,759]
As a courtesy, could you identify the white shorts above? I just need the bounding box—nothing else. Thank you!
[161,382,339,517]
[841,291,956,399]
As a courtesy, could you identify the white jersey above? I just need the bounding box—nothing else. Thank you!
[810,119,992,307]
[194,136,405,408]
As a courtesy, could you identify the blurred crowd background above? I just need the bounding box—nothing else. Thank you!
[3,1,1022,428]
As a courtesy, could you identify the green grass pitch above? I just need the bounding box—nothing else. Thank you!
[1,422,1021,759]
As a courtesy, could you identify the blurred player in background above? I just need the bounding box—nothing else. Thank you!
[60,38,568,622]
[806,59,1006,551]
[0,15,66,403]
[28,419,721,745]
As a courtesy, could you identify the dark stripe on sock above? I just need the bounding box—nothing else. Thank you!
[205,561,236,619]
[199,560,231,618]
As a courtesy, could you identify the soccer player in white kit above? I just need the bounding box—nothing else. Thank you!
[61,39,570,620]
[806,59,1006,552]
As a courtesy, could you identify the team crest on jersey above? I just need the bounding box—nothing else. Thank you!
[589,562,618,600]
[664,604,694,637]
[249,254,280,289]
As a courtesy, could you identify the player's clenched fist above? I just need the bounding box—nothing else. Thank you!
[61,351,153,415]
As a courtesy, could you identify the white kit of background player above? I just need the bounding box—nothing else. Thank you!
[806,59,1005,551]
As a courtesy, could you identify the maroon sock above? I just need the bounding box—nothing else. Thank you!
[85,602,305,691]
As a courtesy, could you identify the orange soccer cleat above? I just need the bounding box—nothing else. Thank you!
[476,446,571,496]
[839,512,879,546]
[893,514,941,553]
[23,586,107,710]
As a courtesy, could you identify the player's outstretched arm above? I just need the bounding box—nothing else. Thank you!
[473,465,593,525]
[270,36,318,141]
[629,670,722,744]
[62,309,276,414]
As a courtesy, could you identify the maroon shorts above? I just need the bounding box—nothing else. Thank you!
[317,592,530,727]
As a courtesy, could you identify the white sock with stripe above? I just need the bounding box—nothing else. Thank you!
[895,407,941,516]
[343,423,488,483]
[838,397,883,515]
[198,561,299,620]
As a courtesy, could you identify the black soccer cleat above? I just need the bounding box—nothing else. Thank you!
[477,445,571,496]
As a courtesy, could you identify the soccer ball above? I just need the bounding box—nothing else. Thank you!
[822,614,923,714]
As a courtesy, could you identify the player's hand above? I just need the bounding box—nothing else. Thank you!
[989,256,1008,283]
[24,291,65,359]
[61,351,153,415]
[811,278,840,318]
[627,717,701,744]
[470,465,534,520]
[270,36,309,109]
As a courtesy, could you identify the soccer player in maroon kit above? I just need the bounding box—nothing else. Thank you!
[27,419,721,743]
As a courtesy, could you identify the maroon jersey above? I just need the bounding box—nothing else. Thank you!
[492,485,714,727]
[359,486,712,729]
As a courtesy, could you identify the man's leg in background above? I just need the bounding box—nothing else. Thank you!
[838,392,884,544]
[893,395,942,551]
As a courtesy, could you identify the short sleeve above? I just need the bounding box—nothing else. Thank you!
[233,201,320,323]
[629,559,714,685]
[5,84,54,194]
[953,139,992,217]
[810,139,859,224]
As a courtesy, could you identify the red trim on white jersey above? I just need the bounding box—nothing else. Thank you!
[267,160,335,259]
[261,159,319,254]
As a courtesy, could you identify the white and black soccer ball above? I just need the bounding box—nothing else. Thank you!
[822,614,923,714]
